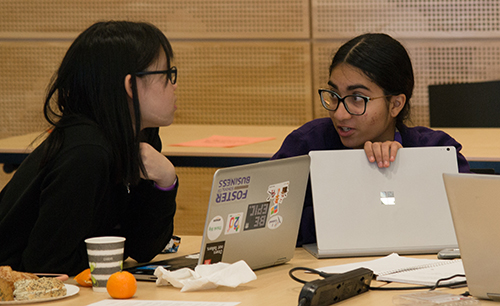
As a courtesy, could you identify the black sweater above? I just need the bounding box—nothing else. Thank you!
[0,122,177,275]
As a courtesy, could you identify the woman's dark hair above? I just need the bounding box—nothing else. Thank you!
[329,33,414,128]
[42,21,174,185]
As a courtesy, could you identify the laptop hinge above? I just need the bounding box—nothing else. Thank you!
[487,293,500,301]
[274,257,287,265]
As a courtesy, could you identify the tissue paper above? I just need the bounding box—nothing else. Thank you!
[154,260,257,292]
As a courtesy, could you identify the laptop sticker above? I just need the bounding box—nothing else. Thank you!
[225,212,243,235]
[244,202,270,231]
[207,215,224,241]
[216,176,251,204]
[267,181,289,216]
[203,241,225,265]
[268,215,283,230]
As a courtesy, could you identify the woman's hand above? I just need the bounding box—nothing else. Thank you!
[364,141,402,168]
[140,142,176,188]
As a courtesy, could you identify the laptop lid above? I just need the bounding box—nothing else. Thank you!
[127,155,310,280]
[443,173,500,301]
[199,155,310,269]
[305,147,458,258]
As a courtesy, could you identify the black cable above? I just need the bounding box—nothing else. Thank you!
[289,266,337,284]
[289,267,466,292]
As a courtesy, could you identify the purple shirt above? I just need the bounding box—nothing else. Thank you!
[271,118,470,246]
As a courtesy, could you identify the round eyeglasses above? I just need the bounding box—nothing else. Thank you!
[136,66,177,85]
[318,89,391,116]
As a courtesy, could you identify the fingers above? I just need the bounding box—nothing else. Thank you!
[364,141,402,168]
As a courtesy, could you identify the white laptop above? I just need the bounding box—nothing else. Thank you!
[443,173,500,301]
[304,147,459,258]
[127,155,310,280]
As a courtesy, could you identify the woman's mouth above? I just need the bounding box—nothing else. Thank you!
[337,126,354,137]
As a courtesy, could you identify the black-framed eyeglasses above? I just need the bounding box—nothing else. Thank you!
[136,66,177,85]
[318,89,391,116]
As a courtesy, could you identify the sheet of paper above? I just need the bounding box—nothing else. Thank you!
[169,135,275,148]
[87,300,240,306]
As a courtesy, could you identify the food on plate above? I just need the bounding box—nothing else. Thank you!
[13,277,67,301]
[0,278,14,301]
[0,266,38,290]
[0,266,68,301]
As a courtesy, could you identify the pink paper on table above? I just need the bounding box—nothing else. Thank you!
[169,135,275,148]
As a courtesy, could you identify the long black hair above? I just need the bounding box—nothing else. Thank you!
[42,21,174,185]
[329,33,414,129]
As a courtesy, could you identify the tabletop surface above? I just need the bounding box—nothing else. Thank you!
[46,235,497,306]
[0,124,499,162]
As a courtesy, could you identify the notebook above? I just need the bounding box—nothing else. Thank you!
[126,155,310,281]
[443,173,500,300]
[319,253,465,286]
[304,147,459,258]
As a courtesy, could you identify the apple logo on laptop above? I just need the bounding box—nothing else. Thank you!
[380,191,395,205]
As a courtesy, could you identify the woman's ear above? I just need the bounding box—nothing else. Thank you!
[124,74,133,100]
[390,94,406,118]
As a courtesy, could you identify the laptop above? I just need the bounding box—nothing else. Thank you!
[443,173,500,301]
[303,147,459,258]
[126,155,310,280]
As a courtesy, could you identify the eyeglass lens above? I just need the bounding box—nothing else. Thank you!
[321,91,366,115]
[168,67,177,85]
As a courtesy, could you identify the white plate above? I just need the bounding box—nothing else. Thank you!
[0,284,80,304]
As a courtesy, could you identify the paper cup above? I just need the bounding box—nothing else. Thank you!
[85,236,125,292]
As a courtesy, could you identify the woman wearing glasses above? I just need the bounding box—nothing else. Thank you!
[0,21,178,275]
[272,33,470,246]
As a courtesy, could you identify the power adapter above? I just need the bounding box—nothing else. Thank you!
[297,267,373,306]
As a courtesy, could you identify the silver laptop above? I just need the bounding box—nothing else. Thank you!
[304,147,459,258]
[127,155,310,280]
[443,173,500,300]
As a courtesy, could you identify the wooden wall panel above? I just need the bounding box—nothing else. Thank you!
[171,41,313,126]
[0,41,69,138]
[312,0,500,39]
[174,167,217,235]
[0,0,310,39]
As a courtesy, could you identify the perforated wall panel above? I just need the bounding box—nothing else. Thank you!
[171,41,313,126]
[0,0,310,39]
[174,167,217,235]
[312,0,500,39]
[0,42,69,138]
[313,40,500,126]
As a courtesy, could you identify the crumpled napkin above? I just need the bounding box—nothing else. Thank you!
[154,260,257,292]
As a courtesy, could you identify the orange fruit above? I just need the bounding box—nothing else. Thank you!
[106,271,137,299]
[74,268,92,287]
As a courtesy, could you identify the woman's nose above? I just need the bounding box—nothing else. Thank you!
[331,102,351,120]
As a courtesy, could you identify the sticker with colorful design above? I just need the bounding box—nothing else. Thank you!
[225,212,243,235]
[266,181,289,216]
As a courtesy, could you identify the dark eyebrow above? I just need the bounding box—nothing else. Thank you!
[327,81,370,92]
[327,81,337,89]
